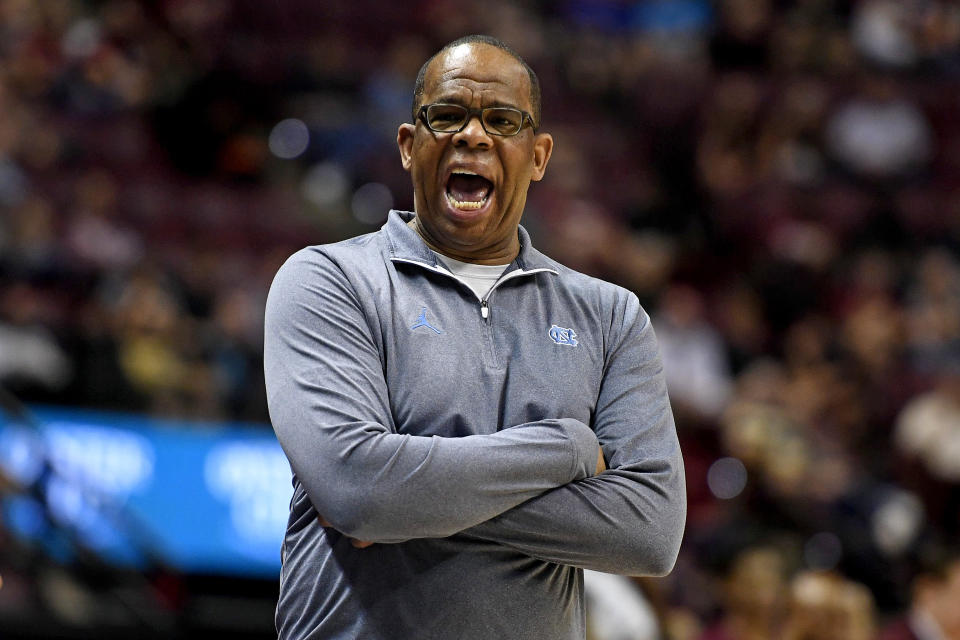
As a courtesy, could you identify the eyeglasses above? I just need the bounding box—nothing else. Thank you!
[417,103,536,137]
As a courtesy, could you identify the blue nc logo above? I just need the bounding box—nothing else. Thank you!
[548,325,578,346]
[411,307,443,334]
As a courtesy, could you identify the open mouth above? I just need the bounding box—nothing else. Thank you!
[445,171,493,211]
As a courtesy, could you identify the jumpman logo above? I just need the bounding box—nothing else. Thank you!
[410,307,443,334]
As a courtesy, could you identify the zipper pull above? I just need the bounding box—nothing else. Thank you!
[480,300,489,319]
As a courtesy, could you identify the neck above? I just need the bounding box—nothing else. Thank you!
[407,217,517,265]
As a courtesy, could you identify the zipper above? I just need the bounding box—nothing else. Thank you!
[478,268,556,321]
[390,256,558,321]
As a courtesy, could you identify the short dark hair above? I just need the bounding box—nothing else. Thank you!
[411,34,542,130]
[915,541,960,583]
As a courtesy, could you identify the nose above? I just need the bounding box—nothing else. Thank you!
[452,113,492,149]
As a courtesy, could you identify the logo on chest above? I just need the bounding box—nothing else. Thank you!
[548,324,579,347]
[411,307,443,334]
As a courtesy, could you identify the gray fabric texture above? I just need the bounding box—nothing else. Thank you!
[264,210,686,640]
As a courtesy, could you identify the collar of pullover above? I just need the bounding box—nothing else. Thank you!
[384,209,557,275]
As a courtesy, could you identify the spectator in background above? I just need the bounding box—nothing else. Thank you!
[111,265,219,418]
[205,286,268,420]
[698,546,787,640]
[915,1,960,74]
[850,0,918,69]
[0,283,72,400]
[782,571,876,640]
[2,196,61,278]
[894,351,960,537]
[825,72,932,182]
[895,353,960,483]
[655,284,733,423]
[904,249,960,377]
[65,169,141,272]
[879,545,960,640]
[584,569,661,640]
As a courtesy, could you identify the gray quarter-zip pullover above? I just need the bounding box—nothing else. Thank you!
[264,210,686,640]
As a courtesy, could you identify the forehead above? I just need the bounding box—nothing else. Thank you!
[423,43,531,109]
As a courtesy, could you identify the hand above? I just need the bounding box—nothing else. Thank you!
[595,445,606,475]
[317,514,375,549]
[350,538,376,549]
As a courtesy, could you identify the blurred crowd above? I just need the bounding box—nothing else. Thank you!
[1,0,959,638]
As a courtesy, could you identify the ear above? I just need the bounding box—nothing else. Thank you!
[530,132,554,182]
[398,123,415,172]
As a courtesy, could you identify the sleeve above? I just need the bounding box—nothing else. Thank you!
[461,292,686,576]
[263,249,601,542]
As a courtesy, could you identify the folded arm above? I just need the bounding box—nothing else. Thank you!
[264,249,602,543]
[462,293,686,576]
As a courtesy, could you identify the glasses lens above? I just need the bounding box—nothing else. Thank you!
[425,104,467,132]
[483,108,523,135]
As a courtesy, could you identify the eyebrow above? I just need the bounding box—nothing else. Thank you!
[431,97,525,111]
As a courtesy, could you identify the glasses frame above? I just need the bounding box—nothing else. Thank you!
[416,103,537,137]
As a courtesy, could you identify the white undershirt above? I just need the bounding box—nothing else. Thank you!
[433,252,509,300]
[909,610,947,640]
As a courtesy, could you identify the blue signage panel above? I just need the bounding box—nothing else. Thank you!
[0,406,289,578]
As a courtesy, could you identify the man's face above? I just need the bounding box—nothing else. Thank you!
[397,43,553,264]
[924,561,960,636]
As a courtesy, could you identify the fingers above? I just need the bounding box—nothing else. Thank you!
[595,446,607,474]
[350,539,375,549]
[318,514,375,549]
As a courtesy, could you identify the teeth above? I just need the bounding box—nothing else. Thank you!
[446,191,487,210]
[452,170,479,176]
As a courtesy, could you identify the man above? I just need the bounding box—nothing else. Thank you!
[879,546,960,640]
[264,34,686,640]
